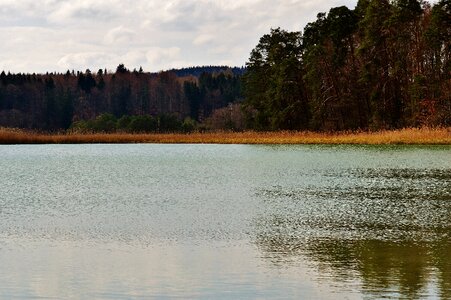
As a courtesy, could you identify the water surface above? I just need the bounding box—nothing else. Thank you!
[0,144,449,299]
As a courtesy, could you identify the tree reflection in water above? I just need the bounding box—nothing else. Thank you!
[253,167,450,299]
[255,231,450,299]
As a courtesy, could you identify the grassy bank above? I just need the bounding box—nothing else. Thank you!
[0,127,449,145]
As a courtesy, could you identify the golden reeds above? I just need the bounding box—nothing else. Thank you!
[0,127,449,145]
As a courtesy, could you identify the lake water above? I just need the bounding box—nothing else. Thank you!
[0,144,449,299]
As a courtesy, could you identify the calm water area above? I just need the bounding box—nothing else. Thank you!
[0,144,449,299]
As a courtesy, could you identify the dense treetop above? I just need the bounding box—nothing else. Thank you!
[243,0,450,130]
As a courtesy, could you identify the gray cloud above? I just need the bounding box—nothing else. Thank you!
[0,0,360,73]
[47,0,122,24]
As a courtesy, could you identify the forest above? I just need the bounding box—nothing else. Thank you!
[0,65,243,132]
[243,0,450,130]
[0,0,449,133]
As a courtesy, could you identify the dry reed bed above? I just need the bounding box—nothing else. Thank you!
[0,127,449,145]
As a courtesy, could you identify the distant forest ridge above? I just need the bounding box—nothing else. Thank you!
[165,66,246,77]
[0,65,244,132]
[0,65,245,77]
[0,0,449,132]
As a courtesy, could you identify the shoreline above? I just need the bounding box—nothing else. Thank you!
[0,127,450,145]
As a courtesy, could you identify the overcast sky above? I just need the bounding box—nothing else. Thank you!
[0,0,360,73]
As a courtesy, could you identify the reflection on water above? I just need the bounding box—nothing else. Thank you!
[255,166,451,299]
[256,167,450,240]
[0,144,449,299]
[256,236,450,300]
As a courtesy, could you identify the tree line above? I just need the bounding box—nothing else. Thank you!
[72,113,197,133]
[0,65,242,131]
[243,0,450,131]
[0,0,449,132]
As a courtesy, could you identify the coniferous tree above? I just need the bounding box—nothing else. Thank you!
[243,28,309,130]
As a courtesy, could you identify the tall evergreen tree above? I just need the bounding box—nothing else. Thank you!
[243,28,309,130]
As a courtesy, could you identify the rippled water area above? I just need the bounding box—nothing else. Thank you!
[0,144,450,299]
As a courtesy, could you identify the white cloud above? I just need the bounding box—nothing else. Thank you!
[146,47,181,70]
[121,50,147,68]
[57,52,117,71]
[104,26,135,45]
[192,34,215,46]
[0,0,362,73]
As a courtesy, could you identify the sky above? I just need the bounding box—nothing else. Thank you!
[0,0,359,73]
